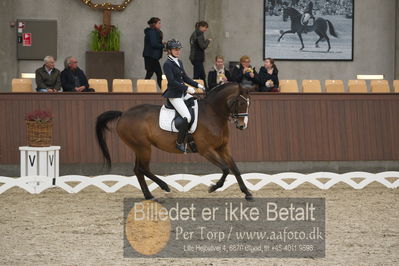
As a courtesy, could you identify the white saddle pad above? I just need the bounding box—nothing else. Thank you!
[159,100,198,133]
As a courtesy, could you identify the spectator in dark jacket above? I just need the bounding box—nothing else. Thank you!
[60,56,94,92]
[189,21,211,85]
[207,55,231,90]
[231,55,260,90]
[35,55,61,92]
[143,17,164,88]
[258,58,279,92]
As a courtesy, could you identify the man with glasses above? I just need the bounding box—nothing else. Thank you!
[35,55,61,92]
[60,56,94,92]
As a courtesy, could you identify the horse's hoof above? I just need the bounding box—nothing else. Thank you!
[279,30,284,34]
[300,48,304,51]
[208,184,217,193]
[149,197,165,203]
[315,44,319,48]
[245,194,254,201]
[162,185,171,193]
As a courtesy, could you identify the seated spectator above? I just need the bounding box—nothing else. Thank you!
[231,55,260,90]
[35,56,61,92]
[61,56,94,92]
[258,58,279,92]
[207,55,231,89]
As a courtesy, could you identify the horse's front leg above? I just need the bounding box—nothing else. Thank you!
[297,32,305,50]
[202,149,230,193]
[217,146,253,201]
[278,30,294,42]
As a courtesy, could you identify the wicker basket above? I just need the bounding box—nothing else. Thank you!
[26,121,53,147]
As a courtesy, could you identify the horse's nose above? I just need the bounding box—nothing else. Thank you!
[239,125,245,130]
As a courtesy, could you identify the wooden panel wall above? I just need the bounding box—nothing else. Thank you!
[0,93,398,164]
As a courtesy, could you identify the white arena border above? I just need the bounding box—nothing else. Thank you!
[0,172,398,194]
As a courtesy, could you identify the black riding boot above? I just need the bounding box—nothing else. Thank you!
[176,118,189,153]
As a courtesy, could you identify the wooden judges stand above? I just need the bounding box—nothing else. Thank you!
[0,92,399,164]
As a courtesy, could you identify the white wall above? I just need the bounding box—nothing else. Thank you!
[0,0,398,91]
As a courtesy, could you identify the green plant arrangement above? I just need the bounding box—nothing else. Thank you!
[90,24,121,51]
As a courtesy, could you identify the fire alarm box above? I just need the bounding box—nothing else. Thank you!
[16,19,57,60]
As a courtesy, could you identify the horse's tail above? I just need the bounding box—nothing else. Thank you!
[326,20,338,38]
[95,110,123,168]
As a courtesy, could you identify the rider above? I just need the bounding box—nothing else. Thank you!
[163,39,205,153]
[302,1,315,30]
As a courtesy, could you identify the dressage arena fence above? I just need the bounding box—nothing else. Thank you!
[0,172,398,194]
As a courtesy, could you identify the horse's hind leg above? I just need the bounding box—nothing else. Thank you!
[140,165,170,192]
[297,32,305,50]
[136,148,170,193]
[315,31,323,48]
[324,34,331,52]
[134,157,154,200]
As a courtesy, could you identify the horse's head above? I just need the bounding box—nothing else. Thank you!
[229,86,250,130]
[282,7,300,21]
[205,83,251,130]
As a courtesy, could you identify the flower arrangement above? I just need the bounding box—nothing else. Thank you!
[25,110,53,123]
[25,110,53,147]
[90,24,120,51]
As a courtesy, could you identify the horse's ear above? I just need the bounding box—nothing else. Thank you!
[239,84,252,95]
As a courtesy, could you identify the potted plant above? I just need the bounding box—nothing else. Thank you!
[90,24,121,51]
[86,24,125,91]
[25,110,53,147]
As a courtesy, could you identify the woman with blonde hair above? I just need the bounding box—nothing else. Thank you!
[231,55,260,89]
[207,55,231,89]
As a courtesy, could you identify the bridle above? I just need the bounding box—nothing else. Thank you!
[229,94,250,123]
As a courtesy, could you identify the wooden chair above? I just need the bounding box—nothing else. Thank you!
[112,79,133,92]
[302,80,322,93]
[88,79,108,92]
[370,80,390,93]
[393,80,399,93]
[161,79,168,93]
[11,78,33,92]
[136,79,157,93]
[161,79,204,93]
[325,80,345,93]
[348,80,368,93]
[279,80,299,93]
[193,79,205,93]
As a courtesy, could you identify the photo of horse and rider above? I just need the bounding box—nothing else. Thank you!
[264,0,354,60]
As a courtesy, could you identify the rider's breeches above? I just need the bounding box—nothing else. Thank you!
[169,93,193,123]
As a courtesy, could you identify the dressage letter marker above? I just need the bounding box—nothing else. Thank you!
[19,146,60,188]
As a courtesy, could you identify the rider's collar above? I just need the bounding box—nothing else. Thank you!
[168,55,180,67]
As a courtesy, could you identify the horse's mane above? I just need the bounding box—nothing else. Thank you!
[204,82,238,99]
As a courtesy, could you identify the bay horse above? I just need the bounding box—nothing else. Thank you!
[278,6,338,51]
[95,83,254,201]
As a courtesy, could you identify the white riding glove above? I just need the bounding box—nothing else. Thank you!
[198,84,206,91]
[186,86,196,94]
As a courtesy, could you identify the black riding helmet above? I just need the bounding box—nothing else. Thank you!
[166,39,183,50]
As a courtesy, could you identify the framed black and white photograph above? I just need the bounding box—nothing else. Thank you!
[264,0,354,60]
